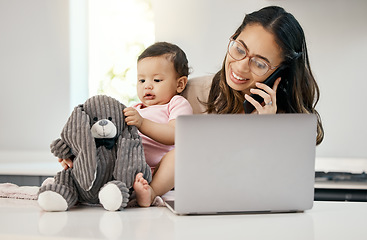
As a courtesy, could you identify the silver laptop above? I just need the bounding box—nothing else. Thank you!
[165,114,317,215]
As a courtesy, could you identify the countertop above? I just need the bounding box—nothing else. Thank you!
[0,198,366,240]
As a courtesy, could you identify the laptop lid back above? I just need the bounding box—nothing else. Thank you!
[174,114,317,214]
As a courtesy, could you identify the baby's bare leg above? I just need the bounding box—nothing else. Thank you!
[150,149,175,196]
[134,149,175,207]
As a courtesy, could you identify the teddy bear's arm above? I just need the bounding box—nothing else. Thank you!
[50,138,74,160]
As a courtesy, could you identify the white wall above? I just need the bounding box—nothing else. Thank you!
[0,0,87,161]
[152,0,367,159]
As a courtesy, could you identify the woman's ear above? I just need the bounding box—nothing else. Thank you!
[176,76,188,94]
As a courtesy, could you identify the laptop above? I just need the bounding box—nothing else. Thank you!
[165,114,317,215]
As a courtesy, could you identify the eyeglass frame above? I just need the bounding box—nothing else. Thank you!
[227,38,281,76]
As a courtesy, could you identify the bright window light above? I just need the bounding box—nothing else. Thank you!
[88,0,155,105]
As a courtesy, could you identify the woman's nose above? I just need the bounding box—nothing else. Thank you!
[236,57,251,73]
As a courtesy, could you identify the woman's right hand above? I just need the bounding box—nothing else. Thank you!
[58,158,73,170]
[245,77,281,114]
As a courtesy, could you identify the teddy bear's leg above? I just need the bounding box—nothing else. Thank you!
[38,169,78,211]
[98,181,130,211]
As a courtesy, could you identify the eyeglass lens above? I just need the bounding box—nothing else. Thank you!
[228,40,269,76]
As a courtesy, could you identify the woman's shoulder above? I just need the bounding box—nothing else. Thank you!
[185,75,213,90]
[181,75,214,114]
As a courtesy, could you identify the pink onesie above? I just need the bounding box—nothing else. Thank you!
[133,95,193,172]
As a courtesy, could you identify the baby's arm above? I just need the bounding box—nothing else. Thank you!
[123,107,175,145]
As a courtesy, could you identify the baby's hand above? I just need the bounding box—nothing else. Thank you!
[58,158,73,170]
[123,107,144,128]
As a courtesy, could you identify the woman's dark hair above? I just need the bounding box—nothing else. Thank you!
[138,42,189,77]
[206,6,324,145]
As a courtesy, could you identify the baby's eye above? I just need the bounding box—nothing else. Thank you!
[154,79,162,82]
[138,79,145,83]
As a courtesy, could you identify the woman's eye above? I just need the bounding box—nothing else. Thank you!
[236,46,246,56]
[252,59,267,69]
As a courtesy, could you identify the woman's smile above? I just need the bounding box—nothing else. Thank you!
[231,70,249,83]
[228,65,251,86]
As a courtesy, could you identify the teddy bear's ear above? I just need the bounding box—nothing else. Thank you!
[61,105,98,191]
[113,125,152,188]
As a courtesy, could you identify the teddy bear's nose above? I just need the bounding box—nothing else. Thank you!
[99,119,108,126]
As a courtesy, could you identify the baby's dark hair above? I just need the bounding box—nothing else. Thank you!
[138,42,189,77]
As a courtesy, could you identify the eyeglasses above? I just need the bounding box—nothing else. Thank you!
[227,38,279,76]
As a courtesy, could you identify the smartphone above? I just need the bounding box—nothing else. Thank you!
[243,66,284,113]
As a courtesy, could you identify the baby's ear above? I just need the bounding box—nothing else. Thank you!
[176,76,188,94]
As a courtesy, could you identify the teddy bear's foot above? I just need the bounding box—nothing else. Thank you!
[38,191,68,212]
[99,181,130,211]
[38,170,78,211]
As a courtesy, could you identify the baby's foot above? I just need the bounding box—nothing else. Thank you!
[133,173,153,207]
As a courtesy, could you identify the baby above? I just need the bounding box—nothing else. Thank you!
[123,42,193,206]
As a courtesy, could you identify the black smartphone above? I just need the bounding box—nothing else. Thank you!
[243,66,284,113]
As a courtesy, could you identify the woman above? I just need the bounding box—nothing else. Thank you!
[188,6,324,145]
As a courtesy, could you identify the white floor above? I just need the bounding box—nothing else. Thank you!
[1,198,367,240]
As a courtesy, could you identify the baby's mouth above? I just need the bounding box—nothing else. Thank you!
[144,93,155,99]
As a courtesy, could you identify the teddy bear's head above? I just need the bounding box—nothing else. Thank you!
[82,95,126,148]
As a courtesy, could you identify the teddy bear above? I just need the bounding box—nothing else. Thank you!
[38,95,152,211]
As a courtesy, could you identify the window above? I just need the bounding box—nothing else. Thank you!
[88,0,155,105]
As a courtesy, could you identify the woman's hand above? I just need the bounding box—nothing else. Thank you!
[58,158,73,170]
[244,77,281,114]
